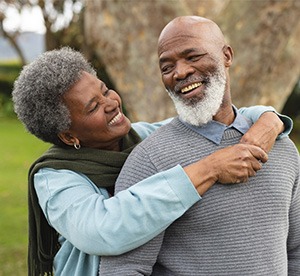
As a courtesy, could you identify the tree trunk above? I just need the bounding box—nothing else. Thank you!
[84,0,300,122]
[219,0,300,110]
[0,25,26,66]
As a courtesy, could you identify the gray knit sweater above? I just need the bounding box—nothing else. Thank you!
[100,117,300,276]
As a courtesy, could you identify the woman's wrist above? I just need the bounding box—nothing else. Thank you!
[183,159,216,196]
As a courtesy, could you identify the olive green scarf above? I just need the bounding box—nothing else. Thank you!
[28,128,142,275]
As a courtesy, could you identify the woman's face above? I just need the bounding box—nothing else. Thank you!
[61,71,131,151]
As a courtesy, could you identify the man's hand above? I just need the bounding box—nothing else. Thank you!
[240,111,284,153]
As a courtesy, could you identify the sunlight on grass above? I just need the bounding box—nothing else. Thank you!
[0,118,49,275]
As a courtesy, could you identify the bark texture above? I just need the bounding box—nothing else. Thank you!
[219,0,300,110]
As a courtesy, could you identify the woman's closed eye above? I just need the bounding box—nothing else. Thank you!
[103,89,111,96]
[89,102,99,113]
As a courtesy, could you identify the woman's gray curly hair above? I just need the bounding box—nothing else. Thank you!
[12,47,96,146]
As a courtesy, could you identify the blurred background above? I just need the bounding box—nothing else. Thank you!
[0,0,299,274]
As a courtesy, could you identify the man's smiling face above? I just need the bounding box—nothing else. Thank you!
[158,18,229,125]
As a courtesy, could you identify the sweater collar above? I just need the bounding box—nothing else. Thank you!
[179,106,252,145]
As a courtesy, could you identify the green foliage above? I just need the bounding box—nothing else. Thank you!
[291,117,300,152]
[0,94,15,118]
[0,61,22,118]
[282,81,300,118]
[0,118,49,275]
[0,61,22,94]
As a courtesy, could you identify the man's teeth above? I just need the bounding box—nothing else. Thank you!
[181,82,202,93]
[108,112,122,126]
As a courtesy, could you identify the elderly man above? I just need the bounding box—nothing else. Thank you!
[99,16,300,275]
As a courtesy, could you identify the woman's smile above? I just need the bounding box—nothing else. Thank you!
[108,111,125,126]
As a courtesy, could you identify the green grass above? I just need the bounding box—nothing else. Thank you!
[0,118,49,275]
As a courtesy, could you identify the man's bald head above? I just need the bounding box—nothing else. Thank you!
[158,16,226,56]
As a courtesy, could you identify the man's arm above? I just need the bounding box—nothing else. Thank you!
[100,232,165,275]
[100,146,168,275]
[287,154,300,275]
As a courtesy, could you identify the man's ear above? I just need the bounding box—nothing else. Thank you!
[223,45,234,67]
[58,132,79,147]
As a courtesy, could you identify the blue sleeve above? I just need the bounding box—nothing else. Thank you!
[132,118,173,140]
[239,105,293,139]
[34,166,200,255]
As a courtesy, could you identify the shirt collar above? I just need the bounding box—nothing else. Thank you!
[179,106,252,145]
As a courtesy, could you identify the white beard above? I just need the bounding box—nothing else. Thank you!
[167,67,227,126]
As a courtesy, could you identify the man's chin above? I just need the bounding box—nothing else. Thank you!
[174,102,215,126]
[179,113,213,126]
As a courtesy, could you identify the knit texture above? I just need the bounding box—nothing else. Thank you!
[100,117,300,276]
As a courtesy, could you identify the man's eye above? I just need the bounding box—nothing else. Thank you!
[188,54,206,62]
[161,65,173,74]
[188,55,201,61]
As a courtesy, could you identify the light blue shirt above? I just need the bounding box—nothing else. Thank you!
[34,120,199,276]
[33,106,292,276]
[181,105,291,144]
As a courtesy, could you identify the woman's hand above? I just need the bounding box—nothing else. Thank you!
[240,111,284,153]
[184,144,268,196]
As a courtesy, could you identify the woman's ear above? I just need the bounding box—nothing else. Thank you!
[58,132,78,147]
[223,45,234,67]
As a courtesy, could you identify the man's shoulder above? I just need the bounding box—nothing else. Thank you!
[275,136,298,153]
[129,118,187,158]
[273,137,300,167]
[137,117,180,143]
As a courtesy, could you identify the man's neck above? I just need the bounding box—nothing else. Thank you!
[213,104,235,126]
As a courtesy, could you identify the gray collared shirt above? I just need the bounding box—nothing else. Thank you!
[180,106,252,145]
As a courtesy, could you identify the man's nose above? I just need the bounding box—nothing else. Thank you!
[173,62,195,80]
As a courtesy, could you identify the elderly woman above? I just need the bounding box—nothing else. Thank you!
[12,47,291,276]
